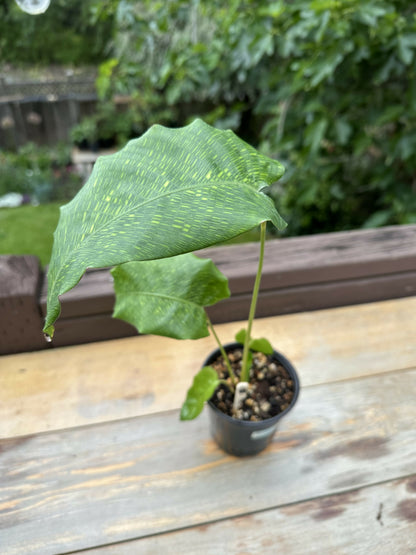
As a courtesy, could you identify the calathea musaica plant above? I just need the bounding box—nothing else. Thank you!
[43,119,286,419]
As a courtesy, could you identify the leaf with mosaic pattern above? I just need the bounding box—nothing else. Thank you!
[44,119,285,337]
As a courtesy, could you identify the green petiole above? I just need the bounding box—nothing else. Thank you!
[240,221,267,383]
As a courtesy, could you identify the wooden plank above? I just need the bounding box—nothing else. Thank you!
[1,297,415,438]
[9,101,27,148]
[48,312,136,347]
[208,269,416,324]
[40,268,115,319]
[0,255,45,354]
[0,101,19,149]
[199,223,416,292]
[1,368,415,555]
[74,475,416,555]
[41,98,59,145]
[34,225,416,348]
[24,101,44,145]
[38,269,416,349]
[39,224,416,318]
[0,95,97,148]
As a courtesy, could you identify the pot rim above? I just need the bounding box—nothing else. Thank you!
[206,342,300,428]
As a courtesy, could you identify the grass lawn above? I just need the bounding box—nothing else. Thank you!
[0,203,61,267]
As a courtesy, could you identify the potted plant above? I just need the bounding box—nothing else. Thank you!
[43,119,300,456]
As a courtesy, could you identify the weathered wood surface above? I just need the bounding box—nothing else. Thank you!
[1,297,415,438]
[1,297,415,554]
[78,476,416,555]
[0,255,45,354]
[200,223,416,291]
[38,224,416,348]
[1,366,415,555]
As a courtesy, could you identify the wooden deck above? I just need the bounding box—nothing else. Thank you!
[1,296,415,553]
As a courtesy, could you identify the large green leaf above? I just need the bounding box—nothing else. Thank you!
[44,119,286,337]
[111,253,230,339]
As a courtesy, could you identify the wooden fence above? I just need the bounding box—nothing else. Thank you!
[0,76,97,148]
[0,95,97,149]
[1,224,416,355]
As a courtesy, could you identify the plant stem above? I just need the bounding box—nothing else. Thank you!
[240,221,267,382]
[206,315,237,387]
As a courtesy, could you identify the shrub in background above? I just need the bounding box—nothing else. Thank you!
[90,0,416,234]
[2,0,415,234]
[0,0,112,65]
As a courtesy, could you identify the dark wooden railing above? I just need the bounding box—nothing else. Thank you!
[1,224,416,355]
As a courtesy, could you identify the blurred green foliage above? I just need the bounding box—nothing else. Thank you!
[0,0,113,64]
[87,0,416,234]
[2,0,416,235]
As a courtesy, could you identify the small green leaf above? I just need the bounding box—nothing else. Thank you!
[235,328,246,344]
[180,366,220,420]
[334,119,352,146]
[305,118,328,155]
[397,34,416,66]
[249,337,273,355]
[111,253,230,340]
[235,329,274,355]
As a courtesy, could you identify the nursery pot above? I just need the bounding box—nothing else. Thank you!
[206,343,300,457]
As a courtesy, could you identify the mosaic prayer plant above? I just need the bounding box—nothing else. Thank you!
[44,119,287,419]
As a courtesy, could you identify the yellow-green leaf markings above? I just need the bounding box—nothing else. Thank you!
[44,119,286,338]
[111,254,230,340]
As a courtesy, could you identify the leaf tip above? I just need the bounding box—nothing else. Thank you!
[43,324,54,342]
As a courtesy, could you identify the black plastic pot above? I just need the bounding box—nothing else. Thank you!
[206,343,300,457]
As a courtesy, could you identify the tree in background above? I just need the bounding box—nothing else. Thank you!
[2,0,416,234]
[0,0,113,65]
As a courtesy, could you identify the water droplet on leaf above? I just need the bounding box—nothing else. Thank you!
[15,0,51,15]
[44,333,52,343]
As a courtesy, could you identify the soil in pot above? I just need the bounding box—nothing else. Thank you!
[210,347,296,421]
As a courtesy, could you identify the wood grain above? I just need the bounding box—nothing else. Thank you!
[1,297,415,438]
[207,269,416,322]
[1,367,415,554]
[200,223,416,292]
[74,475,416,555]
